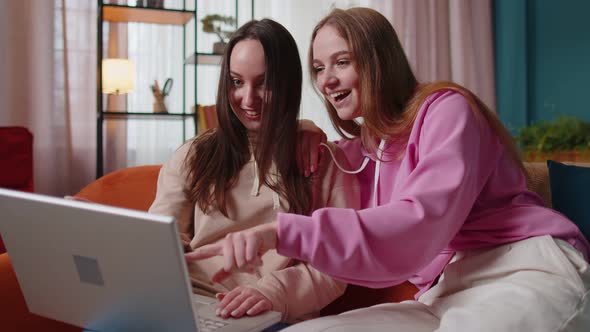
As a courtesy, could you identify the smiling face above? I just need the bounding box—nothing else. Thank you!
[312,25,360,121]
[229,39,268,132]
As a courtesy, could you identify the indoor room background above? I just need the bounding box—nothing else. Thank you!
[0,0,588,197]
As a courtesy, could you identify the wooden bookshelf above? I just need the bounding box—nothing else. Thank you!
[96,2,197,178]
[185,52,222,65]
[103,5,194,25]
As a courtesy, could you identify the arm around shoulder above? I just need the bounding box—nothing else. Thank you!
[313,141,361,210]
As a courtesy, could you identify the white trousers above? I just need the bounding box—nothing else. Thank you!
[284,236,590,332]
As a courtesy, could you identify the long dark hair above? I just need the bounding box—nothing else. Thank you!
[183,19,312,217]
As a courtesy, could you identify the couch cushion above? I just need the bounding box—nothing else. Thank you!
[75,165,161,211]
[547,160,590,240]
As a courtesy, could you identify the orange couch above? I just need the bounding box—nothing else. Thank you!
[0,162,573,330]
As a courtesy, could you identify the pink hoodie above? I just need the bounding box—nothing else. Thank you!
[277,90,590,298]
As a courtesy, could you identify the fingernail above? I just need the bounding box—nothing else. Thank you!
[246,309,254,315]
[221,310,228,316]
[311,165,316,172]
[231,310,239,316]
[215,308,221,316]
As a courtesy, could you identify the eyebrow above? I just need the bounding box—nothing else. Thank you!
[313,50,351,64]
[229,71,265,80]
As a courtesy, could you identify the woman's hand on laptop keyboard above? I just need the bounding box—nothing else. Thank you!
[214,286,272,318]
[185,222,278,282]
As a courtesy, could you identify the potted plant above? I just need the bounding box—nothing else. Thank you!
[201,14,236,54]
[516,116,590,162]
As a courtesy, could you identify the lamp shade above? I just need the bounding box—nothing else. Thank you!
[102,59,135,94]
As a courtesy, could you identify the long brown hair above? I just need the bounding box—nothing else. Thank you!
[308,7,418,153]
[183,19,312,217]
[309,8,524,173]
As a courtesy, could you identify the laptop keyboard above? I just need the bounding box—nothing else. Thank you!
[198,317,229,332]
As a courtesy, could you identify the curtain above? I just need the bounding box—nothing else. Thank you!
[369,0,497,110]
[0,0,96,197]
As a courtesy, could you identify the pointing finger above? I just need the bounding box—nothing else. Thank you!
[185,243,223,261]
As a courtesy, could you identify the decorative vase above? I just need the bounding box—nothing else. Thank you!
[153,99,168,114]
[146,0,164,8]
[213,41,226,55]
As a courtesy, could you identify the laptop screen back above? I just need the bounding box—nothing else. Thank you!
[0,188,199,332]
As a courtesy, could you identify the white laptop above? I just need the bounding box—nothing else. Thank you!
[0,188,281,332]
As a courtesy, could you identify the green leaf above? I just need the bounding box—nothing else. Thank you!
[515,116,590,152]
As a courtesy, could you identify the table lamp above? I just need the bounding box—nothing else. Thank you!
[102,59,135,95]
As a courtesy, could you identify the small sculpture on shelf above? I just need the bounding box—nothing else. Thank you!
[201,14,236,54]
[151,78,173,114]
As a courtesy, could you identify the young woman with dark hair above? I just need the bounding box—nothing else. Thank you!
[149,19,358,324]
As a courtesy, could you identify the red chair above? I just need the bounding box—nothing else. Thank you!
[0,126,34,254]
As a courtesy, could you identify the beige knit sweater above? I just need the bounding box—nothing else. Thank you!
[148,140,360,321]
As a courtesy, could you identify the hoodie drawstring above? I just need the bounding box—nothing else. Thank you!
[250,158,280,210]
[251,159,260,196]
[272,188,280,210]
[373,139,385,208]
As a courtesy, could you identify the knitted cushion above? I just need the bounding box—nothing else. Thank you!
[524,162,553,207]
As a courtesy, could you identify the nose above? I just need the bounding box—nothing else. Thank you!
[241,85,259,109]
[317,69,338,93]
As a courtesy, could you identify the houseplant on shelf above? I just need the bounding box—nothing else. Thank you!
[201,14,236,54]
[516,116,590,162]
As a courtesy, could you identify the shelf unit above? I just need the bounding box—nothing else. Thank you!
[184,52,222,65]
[96,1,197,178]
[96,1,253,178]
[185,0,253,67]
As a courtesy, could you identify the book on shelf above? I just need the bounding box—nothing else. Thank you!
[192,104,218,135]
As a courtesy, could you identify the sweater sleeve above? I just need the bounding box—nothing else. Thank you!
[148,141,195,248]
[253,143,359,321]
[277,92,500,288]
[252,263,346,322]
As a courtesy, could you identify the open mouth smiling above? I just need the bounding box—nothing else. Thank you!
[242,109,261,120]
[330,90,351,103]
